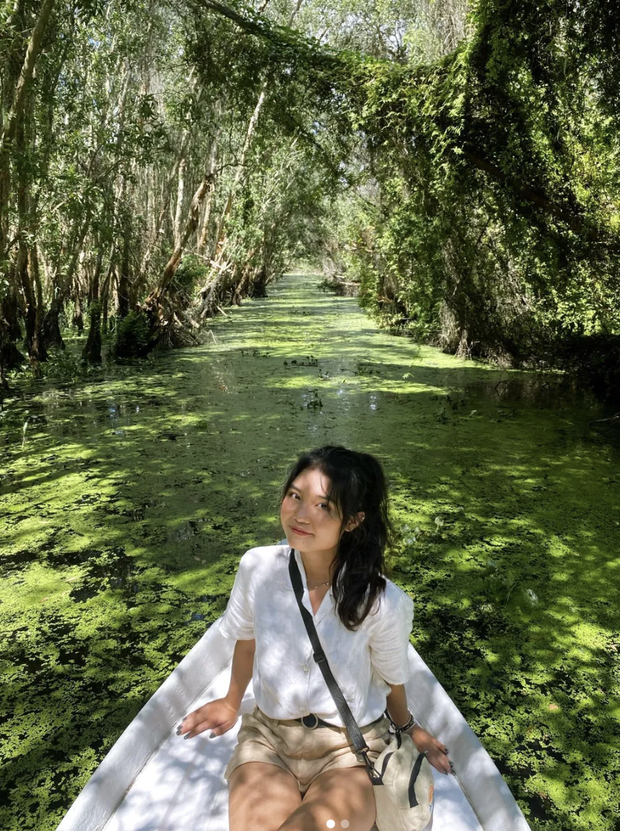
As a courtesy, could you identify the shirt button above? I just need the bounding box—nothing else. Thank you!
[302,665,309,672]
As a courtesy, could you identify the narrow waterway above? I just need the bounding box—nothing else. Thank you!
[1,274,619,830]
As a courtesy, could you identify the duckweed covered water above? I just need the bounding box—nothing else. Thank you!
[1,274,619,830]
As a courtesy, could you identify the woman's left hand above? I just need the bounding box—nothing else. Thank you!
[406,724,452,775]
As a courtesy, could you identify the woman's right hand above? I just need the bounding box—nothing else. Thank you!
[177,697,240,740]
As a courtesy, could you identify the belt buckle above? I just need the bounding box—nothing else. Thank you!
[301,714,319,729]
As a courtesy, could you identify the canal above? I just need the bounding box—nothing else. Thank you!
[1,273,618,830]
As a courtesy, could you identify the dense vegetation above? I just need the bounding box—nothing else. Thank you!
[0,0,338,376]
[2,0,619,395]
[329,0,620,397]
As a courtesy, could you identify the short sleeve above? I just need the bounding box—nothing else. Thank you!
[368,587,414,685]
[218,551,255,640]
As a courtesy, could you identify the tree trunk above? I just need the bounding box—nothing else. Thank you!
[29,243,48,362]
[252,265,270,298]
[0,290,25,389]
[199,245,257,318]
[146,174,213,307]
[15,102,46,370]
[174,157,186,248]
[90,244,103,304]
[194,90,266,319]
[72,288,84,333]
[233,263,254,305]
[211,89,266,265]
[138,85,198,281]
[101,268,112,335]
[42,296,64,349]
[197,136,219,256]
[83,232,103,363]
[0,0,57,262]
[82,301,102,364]
[43,213,91,349]
[0,0,58,155]
[117,218,131,318]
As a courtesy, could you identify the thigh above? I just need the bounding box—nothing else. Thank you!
[278,766,376,831]
[228,761,302,831]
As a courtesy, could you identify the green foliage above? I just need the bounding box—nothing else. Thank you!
[112,311,152,359]
[3,0,620,394]
[175,255,209,290]
[313,0,620,386]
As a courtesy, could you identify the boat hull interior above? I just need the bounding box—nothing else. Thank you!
[56,618,530,831]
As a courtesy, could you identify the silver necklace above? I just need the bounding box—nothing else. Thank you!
[307,580,331,590]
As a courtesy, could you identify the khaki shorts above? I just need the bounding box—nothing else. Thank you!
[224,705,392,796]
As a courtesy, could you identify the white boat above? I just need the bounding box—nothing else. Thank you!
[56,615,531,831]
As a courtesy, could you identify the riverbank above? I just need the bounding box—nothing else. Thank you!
[1,274,618,830]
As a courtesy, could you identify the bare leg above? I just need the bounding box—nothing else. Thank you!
[228,761,303,831]
[278,766,376,831]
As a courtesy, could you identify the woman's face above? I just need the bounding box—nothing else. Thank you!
[280,467,344,558]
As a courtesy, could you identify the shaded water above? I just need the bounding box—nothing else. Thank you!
[1,274,619,830]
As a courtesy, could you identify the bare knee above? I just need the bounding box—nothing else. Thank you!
[279,767,376,831]
[229,762,302,831]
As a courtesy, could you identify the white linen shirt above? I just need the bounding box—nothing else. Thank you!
[218,543,414,727]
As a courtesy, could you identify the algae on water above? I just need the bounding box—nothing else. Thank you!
[1,274,619,830]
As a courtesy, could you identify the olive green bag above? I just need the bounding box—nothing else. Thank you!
[289,550,435,831]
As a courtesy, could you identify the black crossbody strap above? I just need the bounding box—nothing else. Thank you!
[288,549,383,784]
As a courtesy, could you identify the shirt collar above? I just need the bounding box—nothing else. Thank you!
[287,546,334,624]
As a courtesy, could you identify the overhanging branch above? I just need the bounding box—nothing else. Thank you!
[462,148,620,252]
[198,0,278,40]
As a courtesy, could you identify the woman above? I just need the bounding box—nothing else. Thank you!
[179,446,451,831]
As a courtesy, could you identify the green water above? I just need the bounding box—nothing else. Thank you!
[1,274,618,830]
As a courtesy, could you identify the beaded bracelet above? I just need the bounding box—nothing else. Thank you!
[386,709,416,733]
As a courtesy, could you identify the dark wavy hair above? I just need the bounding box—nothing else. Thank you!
[281,445,393,631]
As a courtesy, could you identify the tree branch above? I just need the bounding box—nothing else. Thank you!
[0,0,57,154]
[198,0,273,39]
[462,148,620,251]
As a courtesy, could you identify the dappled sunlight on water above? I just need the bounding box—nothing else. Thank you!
[1,274,619,830]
